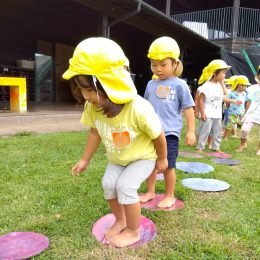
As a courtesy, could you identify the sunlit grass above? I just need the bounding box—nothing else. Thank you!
[0,127,259,259]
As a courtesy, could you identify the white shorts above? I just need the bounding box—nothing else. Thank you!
[102,160,155,204]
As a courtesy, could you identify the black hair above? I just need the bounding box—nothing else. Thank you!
[71,75,124,118]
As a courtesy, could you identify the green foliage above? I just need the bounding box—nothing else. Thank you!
[0,129,259,259]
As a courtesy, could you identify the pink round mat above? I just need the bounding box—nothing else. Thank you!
[205,152,232,158]
[156,173,164,180]
[92,214,156,248]
[140,194,185,211]
[0,232,49,259]
[179,151,204,159]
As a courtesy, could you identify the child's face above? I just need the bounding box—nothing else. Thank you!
[150,58,176,80]
[213,69,227,82]
[75,76,106,107]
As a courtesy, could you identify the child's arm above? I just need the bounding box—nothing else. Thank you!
[194,91,200,118]
[199,93,207,121]
[152,131,168,173]
[223,97,242,105]
[183,107,196,145]
[72,127,101,175]
[220,81,228,96]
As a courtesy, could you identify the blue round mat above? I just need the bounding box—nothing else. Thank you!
[176,162,214,174]
[182,178,230,192]
[211,158,241,166]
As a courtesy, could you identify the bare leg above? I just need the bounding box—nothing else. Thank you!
[236,138,247,152]
[139,169,156,203]
[105,198,126,241]
[208,135,213,149]
[109,202,141,248]
[157,168,176,208]
[231,128,237,137]
[223,129,229,140]
[256,141,260,155]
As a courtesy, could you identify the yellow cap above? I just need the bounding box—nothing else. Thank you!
[231,75,251,91]
[62,37,137,104]
[224,75,239,85]
[147,36,180,60]
[198,59,231,85]
[147,36,183,77]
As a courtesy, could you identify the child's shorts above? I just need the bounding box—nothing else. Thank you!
[226,114,242,129]
[166,135,179,169]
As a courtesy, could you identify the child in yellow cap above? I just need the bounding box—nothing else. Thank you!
[236,66,260,155]
[62,37,168,247]
[196,60,242,153]
[139,36,196,208]
[223,75,250,139]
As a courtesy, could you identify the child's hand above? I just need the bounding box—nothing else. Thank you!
[155,158,168,173]
[194,111,199,119]
[185,131,196,146]
[235,100,242,105]
[71,159,89,176]
[201,113,207,121]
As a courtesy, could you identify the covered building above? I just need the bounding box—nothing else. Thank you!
[2,0,242,109]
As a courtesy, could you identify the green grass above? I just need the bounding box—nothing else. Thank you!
[0,128,259,259]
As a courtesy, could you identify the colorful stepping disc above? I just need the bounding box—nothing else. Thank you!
[0,232,49,259]
[140,194,185,211]
[92,213,156,248]
[211,158,241,166]
[205,152,232,158]
[179,151,204,159]
[182,178,230,192]
[156,173,164,180]
[176,162,214,174]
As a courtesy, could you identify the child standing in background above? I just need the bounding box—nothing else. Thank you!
[194,85,213,149]
[196,60,242,153]
[62,37,168,247]
[223,75,250,139]
[222,76,235,132]
[139,36,196,208]
[236,66,260,155]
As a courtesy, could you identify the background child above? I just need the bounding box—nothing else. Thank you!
[139,36,196,208]
[196,59,242,153]
[195,85,213,149]
[223,75,250,139]
[236,66,260,155]
[62,37,168,247]
[222,76,235,132]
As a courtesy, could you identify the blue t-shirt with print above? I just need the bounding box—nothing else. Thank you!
[144,77,194,138]
[227,91,247,115]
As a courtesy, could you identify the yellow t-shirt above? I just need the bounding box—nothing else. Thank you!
[81,95,162,166]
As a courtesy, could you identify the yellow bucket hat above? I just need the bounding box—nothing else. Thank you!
[147,36,183,77]
[231,75,251,91]
[224,75,239,85]
[62,37,137,104]
[198,59,231,85]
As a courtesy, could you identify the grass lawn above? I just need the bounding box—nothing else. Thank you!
[0,127,259,259]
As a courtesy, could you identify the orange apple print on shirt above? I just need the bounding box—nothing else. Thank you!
[112,131,131,149]
[156,85,171,98]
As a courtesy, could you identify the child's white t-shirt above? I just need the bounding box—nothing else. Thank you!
[199,81,224,119]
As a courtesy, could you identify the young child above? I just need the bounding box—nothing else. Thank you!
[222,76,235,132]
[62,37,168,247]
[236,66,260,155]
[223,75,250,139]
[139,36,196,208]
[196,59,242,153]
[194,85,213,149]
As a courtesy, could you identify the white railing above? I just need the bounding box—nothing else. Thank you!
[171,7,260,40]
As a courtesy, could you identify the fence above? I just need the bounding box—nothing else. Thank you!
[171,7,260,40]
